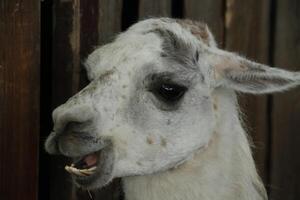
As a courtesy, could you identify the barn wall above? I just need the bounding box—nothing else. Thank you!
[0,1,40,200]
[0,0,299,199]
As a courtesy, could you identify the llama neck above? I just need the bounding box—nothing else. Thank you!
[122,90,267,200]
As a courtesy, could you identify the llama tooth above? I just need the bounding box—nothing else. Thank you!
[67,166,87,176]
[71,167,86,176]
[79,170,94,175]
[79,167,97,175]
[87,166,97,171]
[65,166,72,174]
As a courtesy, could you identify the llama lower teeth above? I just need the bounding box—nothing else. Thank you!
[65,165,97,176]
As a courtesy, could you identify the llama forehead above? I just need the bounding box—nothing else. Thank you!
[85,18,211,81]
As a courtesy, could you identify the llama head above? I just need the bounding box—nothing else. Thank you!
[45,18,300,189]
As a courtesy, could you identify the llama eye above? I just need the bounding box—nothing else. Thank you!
[154,83,187,103]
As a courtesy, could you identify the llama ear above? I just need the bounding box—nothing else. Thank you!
[209,50,300,94]
[176,19,217,47]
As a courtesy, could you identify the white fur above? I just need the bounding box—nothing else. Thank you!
[123,89,266,200]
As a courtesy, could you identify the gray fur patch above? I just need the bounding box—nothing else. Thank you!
[150,28,199,70]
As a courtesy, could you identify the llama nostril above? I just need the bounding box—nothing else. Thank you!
[52,104,96,134]
[63,120,93,135]
[45,104,96,155]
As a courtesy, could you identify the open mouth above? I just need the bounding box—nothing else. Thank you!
[65,152,98,177]
[63,143,114,189]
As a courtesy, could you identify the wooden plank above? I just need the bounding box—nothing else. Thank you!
[184,0,224,46]
[50,0,81,200]
[270,0,300,199]
[0,1,40,200]
[98,0,123,45]
[224,0,271,184]
[139,0,171,18]
[79,0,100,88]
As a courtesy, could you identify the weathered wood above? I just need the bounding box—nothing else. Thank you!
[0,1,40,200]
[224,0,271,184]
[79,0,100,88]
[51,0,81,200]
[98,0,123,45]
[270,0,300,199]
[139,0,171,18]
[184,0,224,46]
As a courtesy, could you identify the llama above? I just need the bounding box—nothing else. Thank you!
[45,18,300,200]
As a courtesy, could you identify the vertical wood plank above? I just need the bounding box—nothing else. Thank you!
[79,0,100,88]
[184,0,224,46]
[51,0,81,199]
[139,0,171,18]
[0,1,40,200]
[270,0,300,199]
[224,0,271,184]
[98,0,123,45]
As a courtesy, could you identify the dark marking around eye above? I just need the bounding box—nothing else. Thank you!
[147,72,188,106]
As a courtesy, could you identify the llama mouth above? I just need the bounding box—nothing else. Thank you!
[65,152,98,177]
[64,143,114,189]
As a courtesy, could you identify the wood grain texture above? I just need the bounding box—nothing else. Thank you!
[224,0,271,184]
[0,1,40,200]
[79,0,100,88]
[184,0,224,46]
[270,0,300,199]
[51,0,81,200]
[98,0,123,45]
[139,0,171,18]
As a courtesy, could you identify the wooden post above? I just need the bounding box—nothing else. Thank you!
[270,0,300,199]
[98,0,123,45]
[0,1,40,200]
[139,0,172,18]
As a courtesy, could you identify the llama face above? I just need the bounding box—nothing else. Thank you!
[45,18,218,189]
[45,18,300,190]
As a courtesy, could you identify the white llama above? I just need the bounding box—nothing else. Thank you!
[45,18,300,200]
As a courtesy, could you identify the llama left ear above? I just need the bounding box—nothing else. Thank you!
[209,50,300,94]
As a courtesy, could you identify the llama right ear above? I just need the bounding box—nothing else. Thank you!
[208,50,300,94]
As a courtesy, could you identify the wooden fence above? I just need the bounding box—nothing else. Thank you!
[0,0,299,199]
